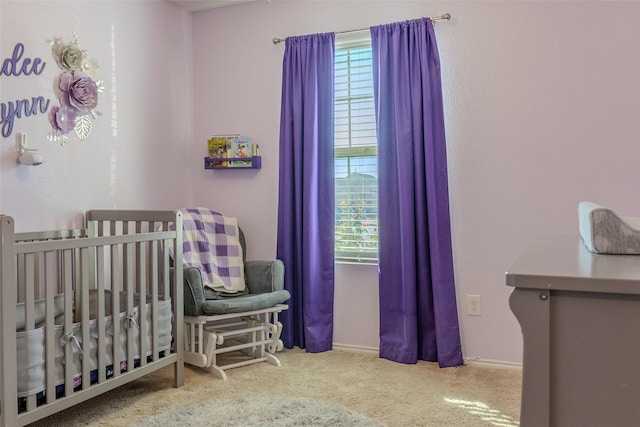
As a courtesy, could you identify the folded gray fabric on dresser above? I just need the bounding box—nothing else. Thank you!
[578,201,640,254]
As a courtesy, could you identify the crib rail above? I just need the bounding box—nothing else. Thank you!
[0,210,183,427]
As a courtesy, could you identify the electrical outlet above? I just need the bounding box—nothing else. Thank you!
[467,295,481,316]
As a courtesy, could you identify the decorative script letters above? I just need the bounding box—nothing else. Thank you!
[0,43,51,138]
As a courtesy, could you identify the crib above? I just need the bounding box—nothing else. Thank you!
[0,209,184,426]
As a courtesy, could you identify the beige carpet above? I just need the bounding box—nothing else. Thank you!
[28,348,521,427]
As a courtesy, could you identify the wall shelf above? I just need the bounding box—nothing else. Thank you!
[204,156,261,170]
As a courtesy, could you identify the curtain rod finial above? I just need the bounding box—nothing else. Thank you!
[273,37,284,45]
[442,13,451,21]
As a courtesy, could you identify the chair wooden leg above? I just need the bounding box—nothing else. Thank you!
[184,307,288,379]
[265,353,282,367]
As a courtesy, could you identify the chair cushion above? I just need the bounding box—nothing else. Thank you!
[201,290,291,315]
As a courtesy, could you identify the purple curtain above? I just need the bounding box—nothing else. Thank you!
[276,33,335,353]
[371,18,463,367]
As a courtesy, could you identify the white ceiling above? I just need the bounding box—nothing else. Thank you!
[168,0,257,13]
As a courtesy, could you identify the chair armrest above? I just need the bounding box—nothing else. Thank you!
[183,266,206,316]
[245,259,284,294]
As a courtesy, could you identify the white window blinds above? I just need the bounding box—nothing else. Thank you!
[334,34,378,263]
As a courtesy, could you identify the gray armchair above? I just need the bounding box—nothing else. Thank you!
[183,228,290,315]
[178,208,290,379]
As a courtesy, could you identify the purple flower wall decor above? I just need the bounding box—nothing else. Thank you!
[47,33,103,144]
[49,105,77,134]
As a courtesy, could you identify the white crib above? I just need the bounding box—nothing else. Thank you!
[0,209,184,426]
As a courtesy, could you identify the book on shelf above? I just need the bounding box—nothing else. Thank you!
[230,137,253,167]
[207,135,236,167]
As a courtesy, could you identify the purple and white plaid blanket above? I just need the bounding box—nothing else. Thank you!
[172,208,246,293]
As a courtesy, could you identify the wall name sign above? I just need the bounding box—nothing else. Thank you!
[1,43,51,138]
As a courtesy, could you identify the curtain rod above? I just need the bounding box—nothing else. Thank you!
[272,13,451,45]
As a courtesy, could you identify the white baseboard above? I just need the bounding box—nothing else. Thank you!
[464,357,523,370]
[332,344,522,370]
[332,343,379,355]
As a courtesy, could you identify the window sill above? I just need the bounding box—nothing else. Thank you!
[335,259,378,267]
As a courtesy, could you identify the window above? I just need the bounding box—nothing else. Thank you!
[334,34,378,263]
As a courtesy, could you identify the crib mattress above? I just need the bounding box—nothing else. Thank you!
[578,201,640,254]
[16,292,172,398]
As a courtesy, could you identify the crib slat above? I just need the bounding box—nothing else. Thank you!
[172,210,184,388]
[80,247,91,390]
[146,221,155,294]
[63,249,74,397]
[26,394,37,413]
[111,243,121,378]
[44,251,56,405]
[25,254,35,330]
[73,247,80,322]
[120,221,134,371]
[125,241,135,373]
[162,237,170,302]
[151,240,159,360]
[96,245,107,384]
[23,251,36,413]
[87,222,97,293]
[138,238,147,368]
[17,254,25,304]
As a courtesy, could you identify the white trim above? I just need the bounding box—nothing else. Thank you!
[335,259,378,267]
[332,345,523,370]
[464,357,523,370]
[332,343,379,355]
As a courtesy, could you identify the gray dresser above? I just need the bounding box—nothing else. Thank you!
[507,235,640,426]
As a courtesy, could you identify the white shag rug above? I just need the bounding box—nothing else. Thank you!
[134,396,387,427]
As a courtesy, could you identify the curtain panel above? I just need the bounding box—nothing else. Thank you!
[276,33,335,352]
[371,18,463,367]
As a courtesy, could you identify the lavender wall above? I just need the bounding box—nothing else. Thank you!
[190,1,640,363]
[0,1,194,231]
[3,0,639,363]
